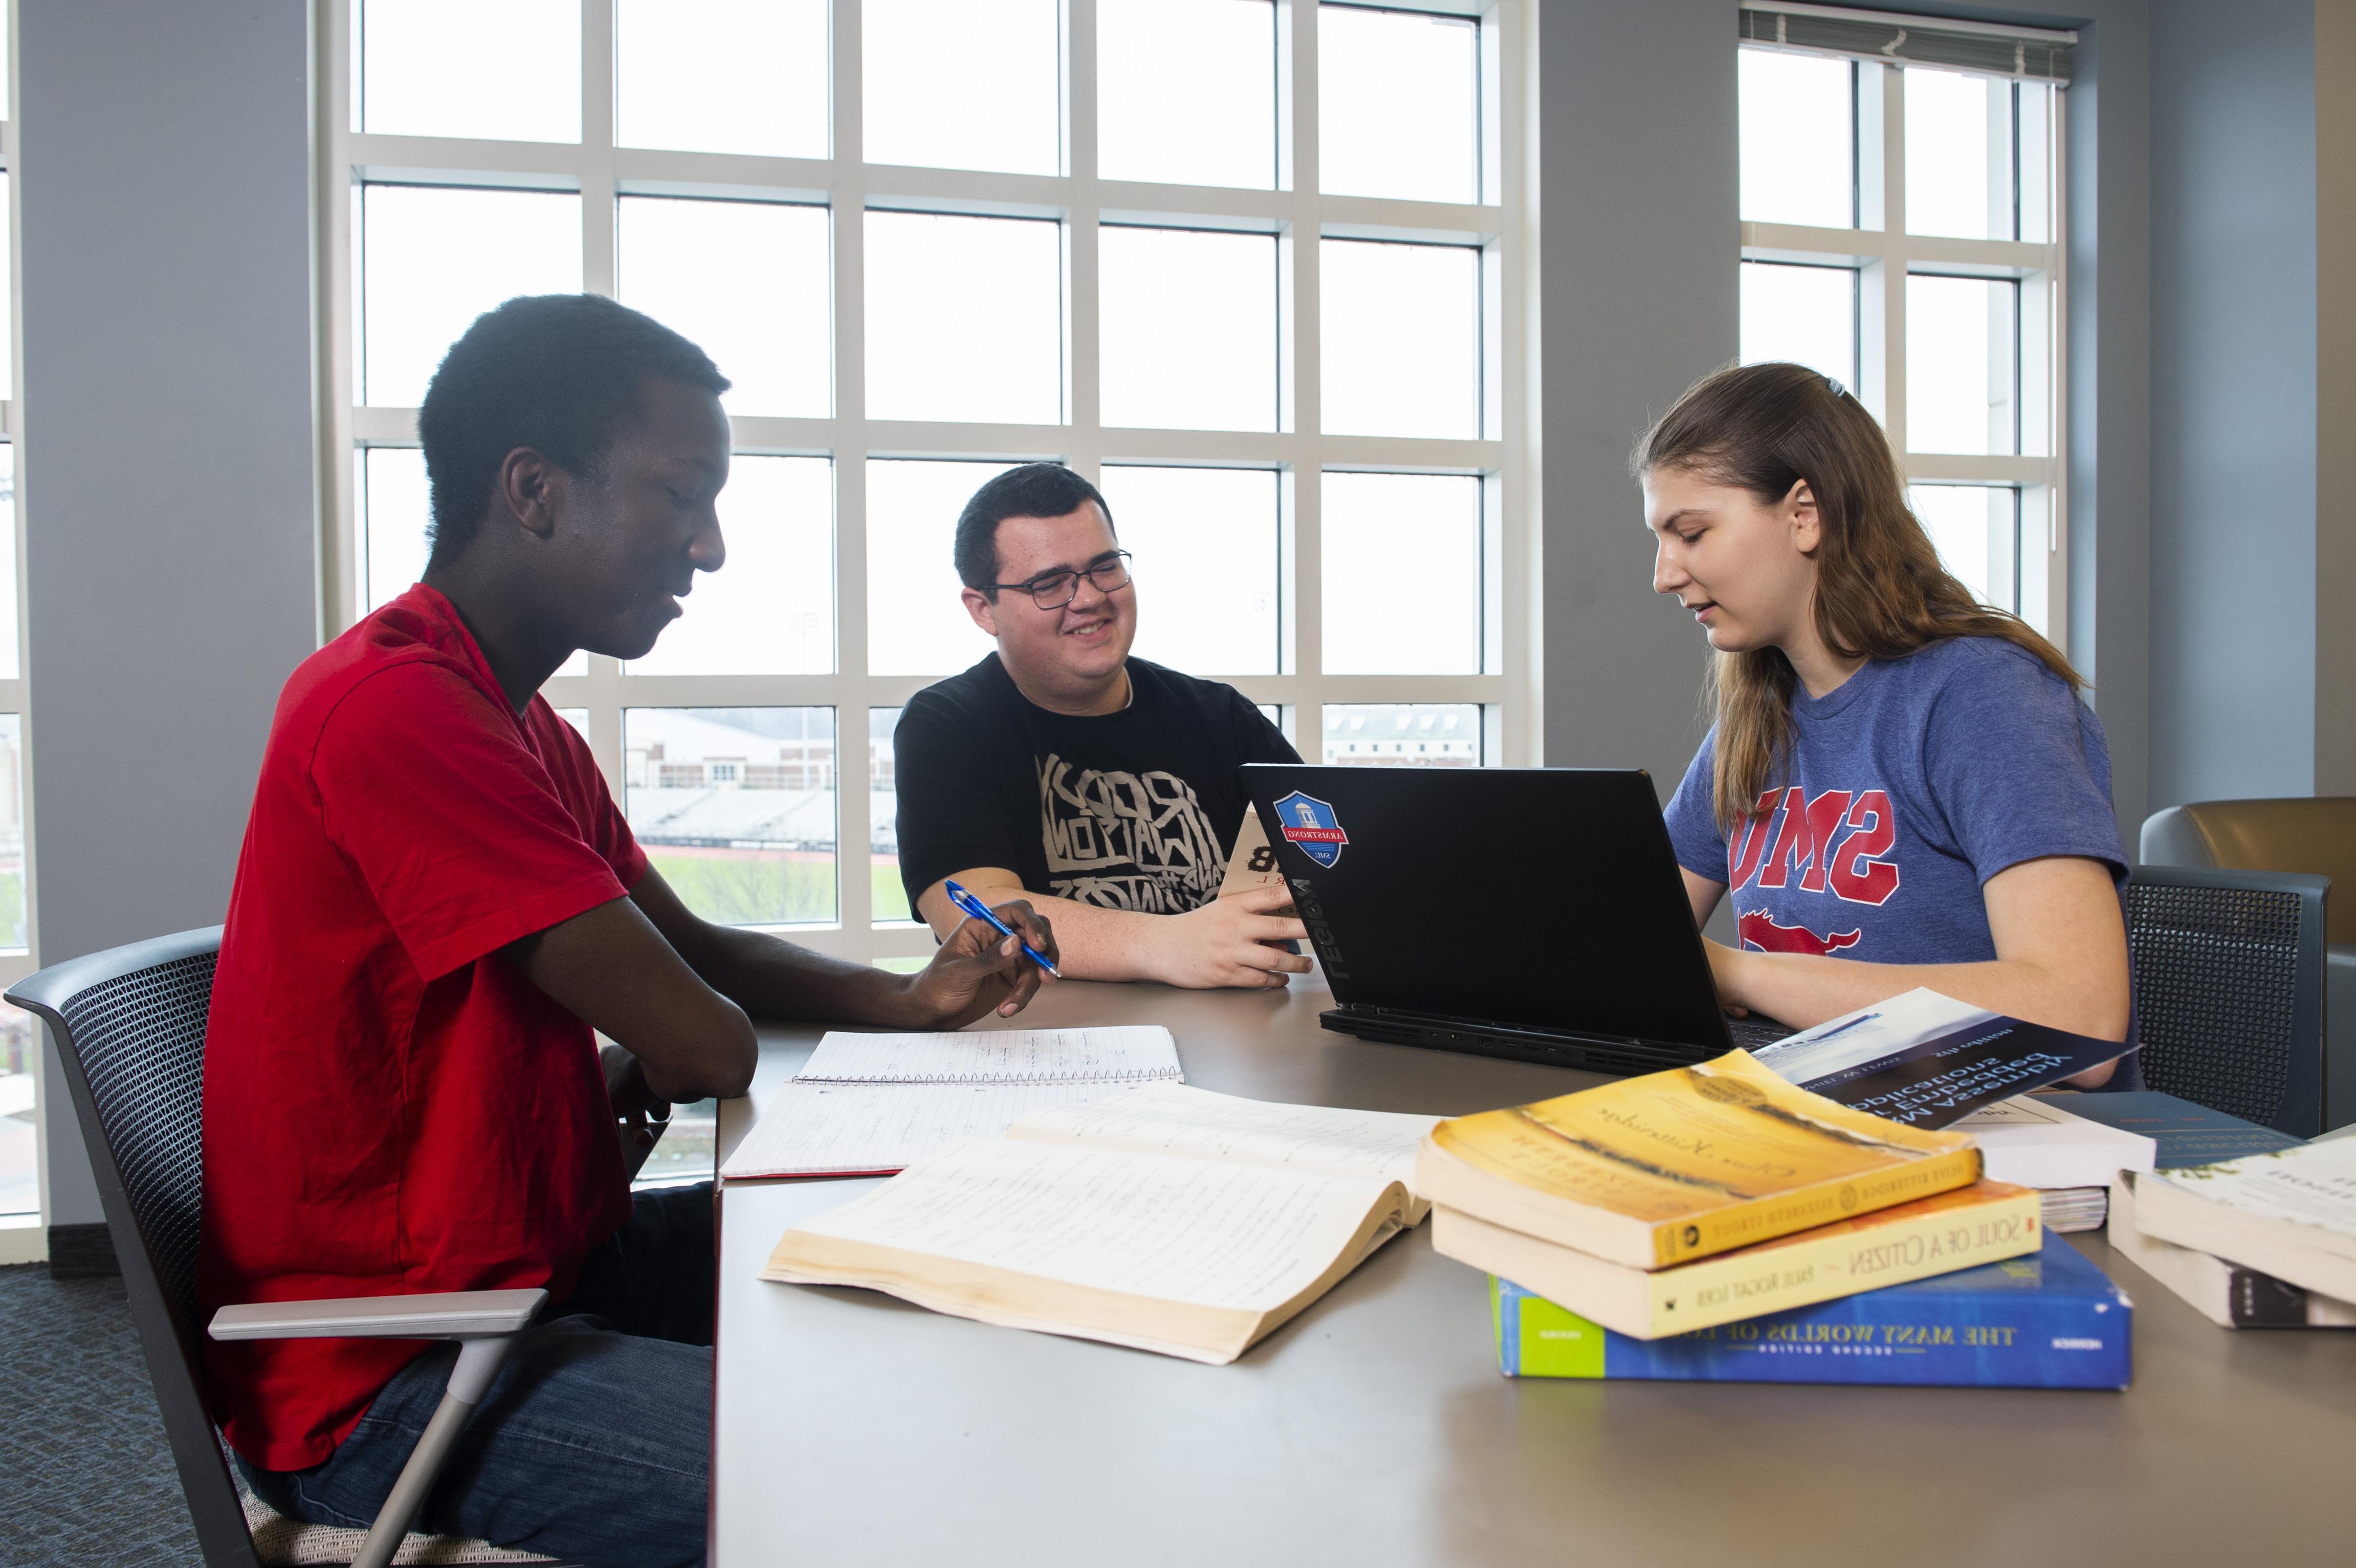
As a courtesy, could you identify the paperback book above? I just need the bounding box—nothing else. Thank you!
[1753,989,2137,1130]
[2108,1171,2356,1329]
[1492,1232,2131,1388]
[1415,1050,1981,1270]
[1948,1095,2156,1189]
[1435,1180,2040,1339]
[2130,1140,2356,1302]
[2039,1188,2108,1233]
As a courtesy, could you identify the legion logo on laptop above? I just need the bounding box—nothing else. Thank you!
[1273,790,1349,868]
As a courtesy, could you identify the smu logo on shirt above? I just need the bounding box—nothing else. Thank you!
[1738,910,1863,956]
[1727,786,1902,907]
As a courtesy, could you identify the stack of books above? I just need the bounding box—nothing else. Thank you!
[1948,1096,2158,1232]
[2079,1092,2356,1330]
[1420,1050,2133,1387]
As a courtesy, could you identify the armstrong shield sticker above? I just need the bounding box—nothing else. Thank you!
[1272,790,1349,868]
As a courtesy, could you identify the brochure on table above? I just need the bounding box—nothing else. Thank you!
[1752,988,2136,1130]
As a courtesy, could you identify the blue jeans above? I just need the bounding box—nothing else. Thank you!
[238,1182,717,1568]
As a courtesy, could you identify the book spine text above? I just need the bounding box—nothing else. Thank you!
[1657,1145,1983,1265]
[1492,1274,2130,1387]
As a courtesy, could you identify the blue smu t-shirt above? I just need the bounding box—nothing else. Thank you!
[1663,636,2140,1086]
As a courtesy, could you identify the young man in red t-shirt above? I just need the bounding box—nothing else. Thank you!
[201,294,1057,1567]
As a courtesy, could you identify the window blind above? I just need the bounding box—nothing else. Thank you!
[1739,4,2076,84]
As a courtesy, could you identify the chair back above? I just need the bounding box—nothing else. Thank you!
[2124,868,2328,1137]
[2141,798,2356,943]
[8,927,262,1568]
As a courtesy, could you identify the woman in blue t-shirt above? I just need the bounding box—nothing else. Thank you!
[1642,362,2130,1085]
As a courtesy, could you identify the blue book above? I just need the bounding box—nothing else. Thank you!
[2043,1090,2302,1168]
[1493,1233,2131,1388]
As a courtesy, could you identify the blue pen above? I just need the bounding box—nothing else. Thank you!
[942,878,1062,979]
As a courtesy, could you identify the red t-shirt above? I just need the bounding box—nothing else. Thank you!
[200,585,646,1470]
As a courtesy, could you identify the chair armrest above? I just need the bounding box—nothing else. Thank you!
[209,1288,547,1342]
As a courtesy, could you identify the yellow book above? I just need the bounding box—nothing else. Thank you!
[1434,1181,2042,1339]
[1414,1050,1981,1269]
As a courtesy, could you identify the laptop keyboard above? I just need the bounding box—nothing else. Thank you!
[1728,1014,1796,1051]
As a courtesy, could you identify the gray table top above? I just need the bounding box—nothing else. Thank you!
[711,968,2356,1567]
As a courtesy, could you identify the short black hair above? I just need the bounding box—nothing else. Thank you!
[417,293,731,565]
[952,462,1117,595]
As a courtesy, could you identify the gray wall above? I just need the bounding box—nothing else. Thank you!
[20,0,320,1228]
[2320,0,2356,794]
[1535,0,1733,789]
[2148,0,2320,805]
[2057,2,2156,844]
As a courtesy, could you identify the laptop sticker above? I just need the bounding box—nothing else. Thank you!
[1272,790,1349,868]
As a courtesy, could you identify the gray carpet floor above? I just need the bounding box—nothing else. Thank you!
[0,1262,200,1565]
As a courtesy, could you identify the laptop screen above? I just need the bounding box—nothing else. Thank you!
[1242,763,1733,1052]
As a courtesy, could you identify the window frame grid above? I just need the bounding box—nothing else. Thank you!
[1738,49,2066,636]
[0,31,35,992]
[321,0,1537,964]
[1,0,42,1255]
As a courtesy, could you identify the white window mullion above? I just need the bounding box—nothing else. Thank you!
[577,0,625,797]
[317,0,361,641]
[1064,0,1102,486]
[1876,63,1908,459]
[1284,0,1322,749]
[579,0,616,298]
[830,0,875,939]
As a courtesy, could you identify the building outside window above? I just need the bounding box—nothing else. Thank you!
[325,0,1536,1183]
[1735,7,2071,636]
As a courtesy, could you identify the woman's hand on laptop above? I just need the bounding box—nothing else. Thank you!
[1149,885,1312,990]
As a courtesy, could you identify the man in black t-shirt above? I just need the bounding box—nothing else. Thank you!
[894,463,1312,988]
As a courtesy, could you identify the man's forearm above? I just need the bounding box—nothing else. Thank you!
[923,886,1163,982]
[674,921,934,1027]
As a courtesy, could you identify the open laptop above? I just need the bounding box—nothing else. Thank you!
[1241,763,1791,1077]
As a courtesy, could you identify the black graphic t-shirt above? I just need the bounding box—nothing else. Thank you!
[894,653,1301,915]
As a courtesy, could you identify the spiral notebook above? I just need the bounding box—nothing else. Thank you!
[718,1026,1183,1180]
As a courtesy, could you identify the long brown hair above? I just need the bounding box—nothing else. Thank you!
[1635,362,2083,830]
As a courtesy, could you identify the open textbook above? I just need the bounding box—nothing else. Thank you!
[761,1087,1442,1363]
[1751,988,2137,1129]
[719,1027,1182,1180]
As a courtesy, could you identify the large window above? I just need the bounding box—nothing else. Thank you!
[325,2,1535,980]
[0,10,38,1255]
[1736,10,2068,634]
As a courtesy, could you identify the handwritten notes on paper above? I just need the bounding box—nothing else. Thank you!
[719,1027,1182,1179]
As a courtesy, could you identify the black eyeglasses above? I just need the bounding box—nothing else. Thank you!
[994,551,1134,609]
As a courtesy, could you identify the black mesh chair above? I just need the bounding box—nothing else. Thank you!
[2124,867,2329,1137]
[7,928,551,1568]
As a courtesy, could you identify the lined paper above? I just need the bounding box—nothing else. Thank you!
[720,1026,1184,1179]
[796,1026,1181,1085]
[723,1079,1148,1178]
